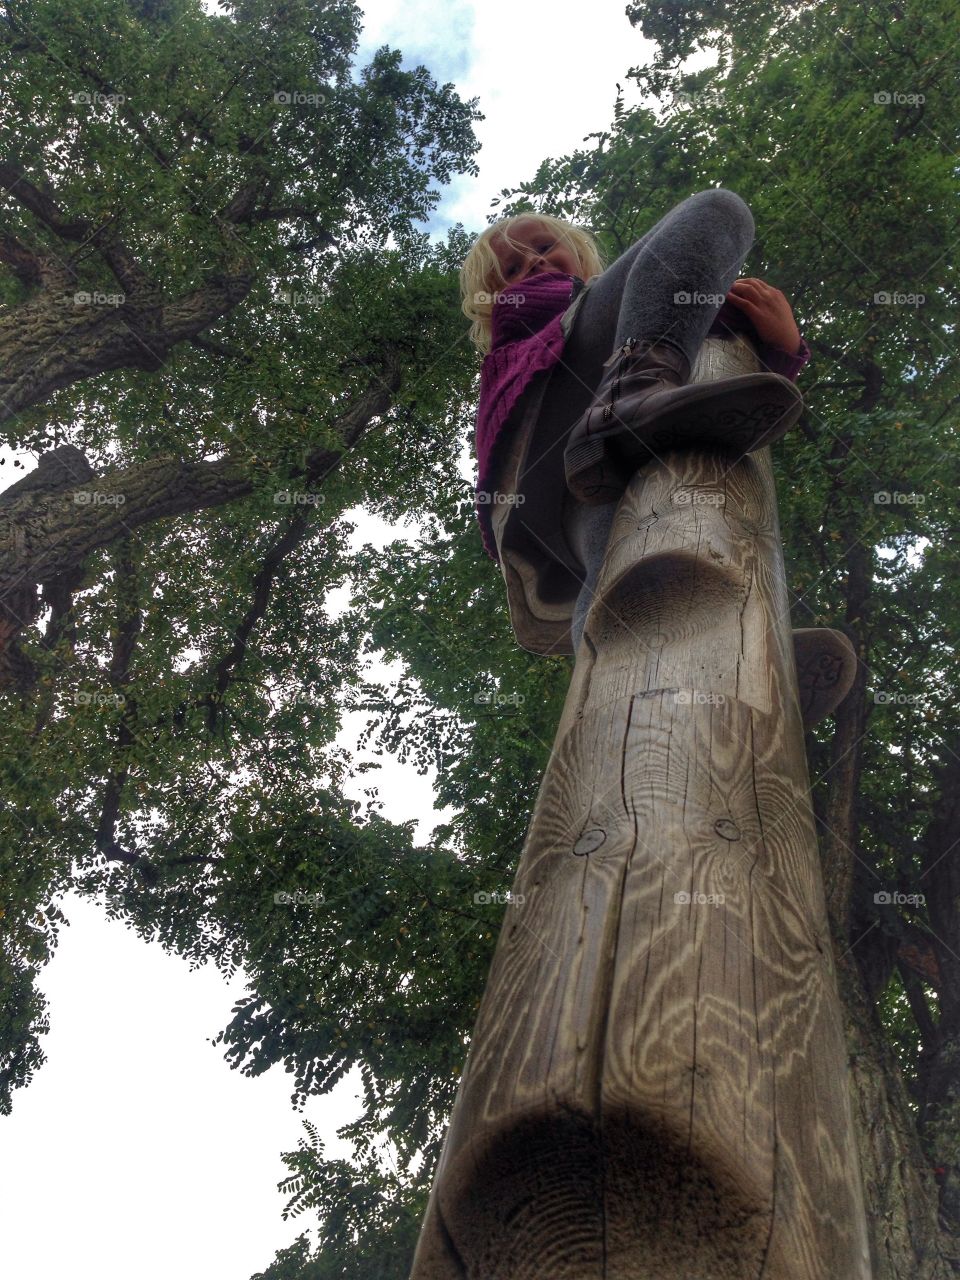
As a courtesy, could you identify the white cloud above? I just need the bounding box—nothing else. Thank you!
[356,0,654,235]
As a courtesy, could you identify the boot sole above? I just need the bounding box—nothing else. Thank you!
[565,375,804,504]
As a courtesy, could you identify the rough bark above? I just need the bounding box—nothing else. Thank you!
[0,451,256,587]
[0,266,254,424]
[918,746,960,1261]
[0,156,261,423]
[839,946,955,1279]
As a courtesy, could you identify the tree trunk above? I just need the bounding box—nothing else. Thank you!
[839,947,955,1279]
[814,484,957,1277]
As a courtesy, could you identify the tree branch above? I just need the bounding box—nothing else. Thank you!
[95,537,145,871]
[221,178,270,224]
[0,160,88,239]
[0,454,257,613]
[0,229,42,286]
[0,344,404,701]
[190,333,256,365]
[0,265,254,422]
[919,744,960,1029]
[808,337,885,413]
[205,507,315,735]
[151,359,404,733]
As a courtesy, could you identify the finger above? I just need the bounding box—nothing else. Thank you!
[725,292,760,309]
[730,286,778,309]
[730,279,767,295]
[743,279,787,302]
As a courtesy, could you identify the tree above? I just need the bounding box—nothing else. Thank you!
[0,0,484,1231]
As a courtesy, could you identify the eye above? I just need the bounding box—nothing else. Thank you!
[538,242,554,251]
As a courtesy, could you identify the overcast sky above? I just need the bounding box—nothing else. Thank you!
[0,4,654,1276]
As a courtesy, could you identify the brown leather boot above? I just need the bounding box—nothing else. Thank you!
[564,337,805,504]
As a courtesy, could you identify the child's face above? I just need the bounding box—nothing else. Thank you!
[489,218,582,287]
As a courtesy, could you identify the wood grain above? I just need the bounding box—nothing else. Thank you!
[412,344,872,1278]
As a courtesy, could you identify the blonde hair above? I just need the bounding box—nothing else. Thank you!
[459,213,604,354]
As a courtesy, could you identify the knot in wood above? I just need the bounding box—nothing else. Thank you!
[714,818,741,841]
[573,828,606,857]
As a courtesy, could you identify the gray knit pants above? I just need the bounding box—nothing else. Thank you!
[570,187,755,370]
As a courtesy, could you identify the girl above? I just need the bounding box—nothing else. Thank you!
[460,190,811,563]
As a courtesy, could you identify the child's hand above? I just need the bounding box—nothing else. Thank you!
[725,278,801,355]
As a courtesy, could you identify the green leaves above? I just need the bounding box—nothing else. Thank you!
[0,0,484,1186]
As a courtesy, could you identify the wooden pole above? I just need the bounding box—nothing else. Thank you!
[411,339,871,1278]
